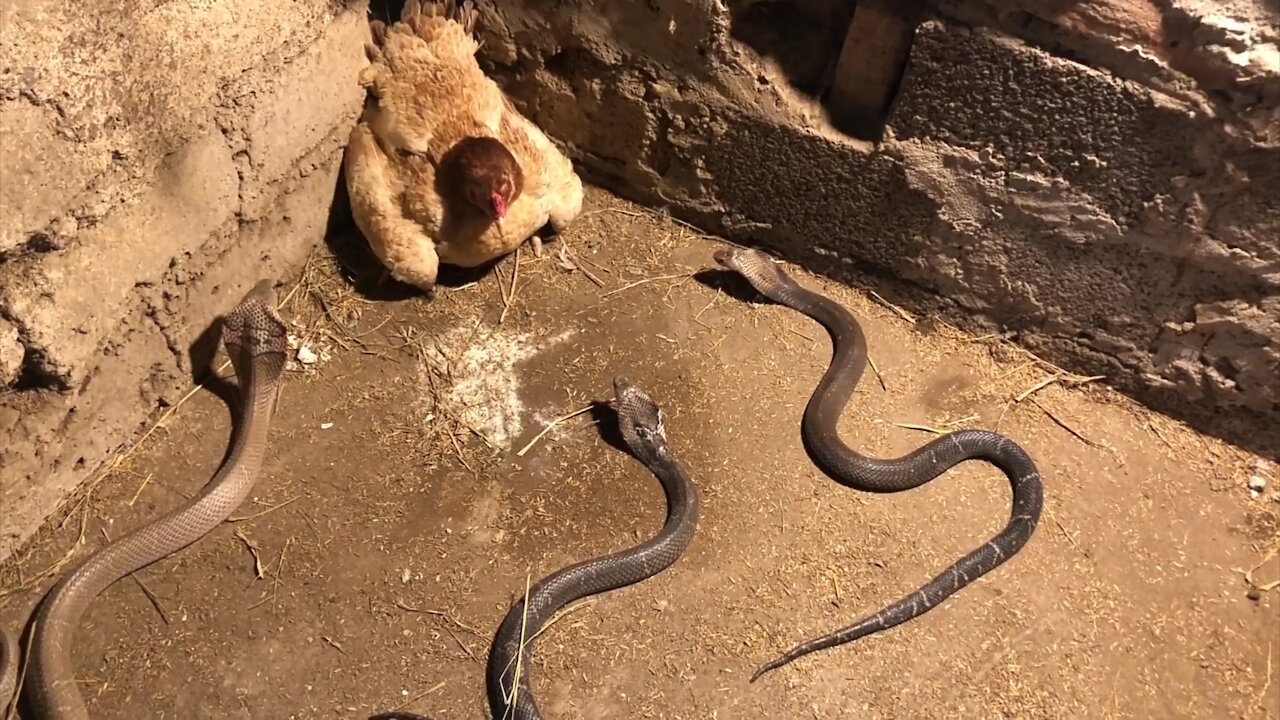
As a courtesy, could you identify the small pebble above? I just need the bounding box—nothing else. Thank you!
[1246,587,1262,601]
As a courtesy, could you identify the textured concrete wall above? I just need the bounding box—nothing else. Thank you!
[0,1,369,561]
[474,0,1279,457]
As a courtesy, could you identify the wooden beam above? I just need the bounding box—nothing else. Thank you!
[825,0,922,141]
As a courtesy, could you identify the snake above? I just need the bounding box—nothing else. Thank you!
[0,280,289,720]
[713,247,1044,681]
[371,375,700,720]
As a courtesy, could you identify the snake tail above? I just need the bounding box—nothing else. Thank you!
[751,439,1041,680]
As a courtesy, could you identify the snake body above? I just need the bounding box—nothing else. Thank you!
[1,245,1040,712]
[0,280,288,719]
[714,247,1044,681]
[371,376,699,720]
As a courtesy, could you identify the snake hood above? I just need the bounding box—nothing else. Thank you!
[613,375,669,458]
[713,248,803,305]
[221,280,289,360]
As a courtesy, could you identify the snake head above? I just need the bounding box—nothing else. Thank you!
[612,375,668,455]
[712,247,797,304]
[221,280,290,403]
[221,280,289,359]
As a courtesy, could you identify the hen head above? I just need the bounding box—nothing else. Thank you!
[443,136,524,224]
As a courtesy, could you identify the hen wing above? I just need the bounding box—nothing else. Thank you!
[344,123,441,290]
[498,96,584,233]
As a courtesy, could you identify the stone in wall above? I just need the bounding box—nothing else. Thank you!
[473,0,1279,457]
[889,22,1279,421]
[935,0,1280,144]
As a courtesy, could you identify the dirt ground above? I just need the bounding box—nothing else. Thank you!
[2,188,1278,719]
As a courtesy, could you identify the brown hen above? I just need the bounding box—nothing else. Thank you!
[344,0,584,294]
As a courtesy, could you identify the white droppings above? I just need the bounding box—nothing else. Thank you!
[417,324,574,449]
[1249,474,1267,497]
[286,333,331,371]
[1248,459,1273,498]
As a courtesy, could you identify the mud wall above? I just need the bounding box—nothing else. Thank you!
[0,1,369,561]
[475,0,1280,457]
